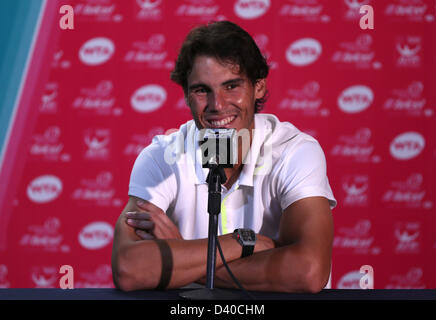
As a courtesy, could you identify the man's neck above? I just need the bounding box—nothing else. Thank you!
[222,124,254,190]
[223,164,243,190]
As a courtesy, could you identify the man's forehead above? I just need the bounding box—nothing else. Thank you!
[191,56,242,75]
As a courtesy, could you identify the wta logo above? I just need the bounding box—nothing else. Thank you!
[338,85,374,114]
[286,38,322,66]
[131,84,167,113]
[390,132,425,160]
[27,175,63,204]
[79,37,115,66]
[78,222,114,250]
[234,0,270,19]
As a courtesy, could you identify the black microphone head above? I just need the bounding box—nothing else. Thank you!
[199,128,237,168]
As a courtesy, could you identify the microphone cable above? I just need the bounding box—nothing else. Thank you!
[216,235,256,300]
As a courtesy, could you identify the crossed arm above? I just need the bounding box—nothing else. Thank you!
[111,195,333,293]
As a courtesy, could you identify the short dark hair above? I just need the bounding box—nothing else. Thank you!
[170,21,269,113]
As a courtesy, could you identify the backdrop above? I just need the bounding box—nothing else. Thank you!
[0,0,435,289]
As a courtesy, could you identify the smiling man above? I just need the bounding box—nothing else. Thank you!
[111,21,336,293]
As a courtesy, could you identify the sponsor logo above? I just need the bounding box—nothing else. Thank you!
[234,0,270,19]
[342,175,369,207]
[385,268,425,289]
[72,171,121,207]
[75,265,114,288]
[279,0,329,23]
[384,0,433,22]
[52,50,71,69]
[136,0,162,20]
[74,0,122,22]
[124,128,165,156]
[382,173,431,209]
[84,128,111,160]
[338,85,373,113]
[390,132,425,160]
[79,37,115,66]
[30,126,69,161]
[334,219,380,254]
[279,81,327,116]
[383,81,431,117]
[31,266,58,288]
[131,84,167,113]
[394,222,421,254]
[39,82,58,114]
[286,38,322,66]
[332,34,380,69]
[124,34,172,69]
[395,36,422,68]
[19,218,70,253]
[331,128,378,163]
[253,34,278,70]
[73,81,119,116]
[78,221,114,250]
[343,0,372,20]
[0,265,10,288]
[27,175,63,204]
[175,0,221,20]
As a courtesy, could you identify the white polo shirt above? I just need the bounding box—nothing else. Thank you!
[129,113,336,240]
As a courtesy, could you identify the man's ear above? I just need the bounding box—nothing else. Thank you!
[255,79,267,100]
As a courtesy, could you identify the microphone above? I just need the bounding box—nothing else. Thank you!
[199,128,237,169]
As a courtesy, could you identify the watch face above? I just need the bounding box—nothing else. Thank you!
[241,230,255,242]
[237,229,256,246]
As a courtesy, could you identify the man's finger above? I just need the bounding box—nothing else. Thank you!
[135,229,154,240]
[125,211,151,220]
[126,219,154,230]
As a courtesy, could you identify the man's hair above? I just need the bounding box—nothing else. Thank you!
[170,20,269,113]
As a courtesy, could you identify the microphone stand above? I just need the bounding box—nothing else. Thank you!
[205,164,226,290]
[180,164,244,300]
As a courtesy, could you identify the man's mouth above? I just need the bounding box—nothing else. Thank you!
[205,115,237,128]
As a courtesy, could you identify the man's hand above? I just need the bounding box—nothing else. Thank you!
[125,211,155,240]
[125,199,183,240]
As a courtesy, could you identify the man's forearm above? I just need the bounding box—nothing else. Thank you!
[212,244,330,293]
[115,233,243,290]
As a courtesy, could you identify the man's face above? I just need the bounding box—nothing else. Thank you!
[186,56,266,133]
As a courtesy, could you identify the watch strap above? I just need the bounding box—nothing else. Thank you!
[241,244,254,258]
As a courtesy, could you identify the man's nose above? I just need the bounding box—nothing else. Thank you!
[208,91,225,111]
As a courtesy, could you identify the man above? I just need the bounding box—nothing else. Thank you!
[111,21,336,293]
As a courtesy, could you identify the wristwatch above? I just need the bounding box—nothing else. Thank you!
[232,228,256,258]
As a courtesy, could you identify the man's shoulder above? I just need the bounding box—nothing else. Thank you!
[257,113,319,151]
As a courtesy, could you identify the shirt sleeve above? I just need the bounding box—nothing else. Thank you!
[277,140,337,211]
[128,141,177,212]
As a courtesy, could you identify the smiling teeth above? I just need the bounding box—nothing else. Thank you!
[209,116,236,127]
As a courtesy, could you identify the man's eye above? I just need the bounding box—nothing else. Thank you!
[226,84,238,90]
[193,88,207,95]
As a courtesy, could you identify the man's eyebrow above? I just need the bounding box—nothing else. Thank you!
[188,78,245,91]
[222,78,244,86]
[188,83,208,91]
